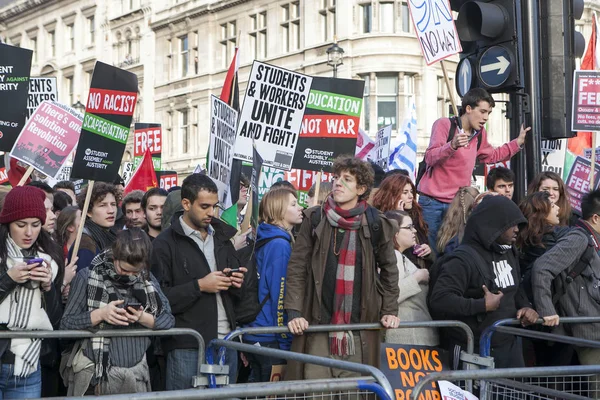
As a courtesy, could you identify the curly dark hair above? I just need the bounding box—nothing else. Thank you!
[77,182,121,212]
[517,191,554,249]
[528,171,572,226]
[331,155,374,201]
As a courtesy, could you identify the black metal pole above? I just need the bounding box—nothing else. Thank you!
[510,93,527,202]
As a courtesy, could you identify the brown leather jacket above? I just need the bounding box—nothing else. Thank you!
[284,206,399,379]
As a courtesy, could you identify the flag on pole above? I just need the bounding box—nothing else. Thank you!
[568,12,598,156]
[388,102,418,181]
[123,147,157,194]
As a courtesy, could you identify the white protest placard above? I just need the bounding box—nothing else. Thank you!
[374,125,392,169]
[121,162,134,184]
[541,139,567,177]
[209,95,238,205]
[27,77,57,122]
[234,61,312,170]
[407,0,462,65]
[438,381,478,400]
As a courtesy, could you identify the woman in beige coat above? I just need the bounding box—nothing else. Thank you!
[384,210,439,346]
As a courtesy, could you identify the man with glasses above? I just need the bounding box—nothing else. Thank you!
[284,155,400,381]
[151,173,247,389]
[429,195,539,369]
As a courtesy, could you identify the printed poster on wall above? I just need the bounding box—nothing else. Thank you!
[381,344,450,400]
[10,101,82,179]
[209,95,238,206]
[292,77,364,172]
[234,61,312,170]
[0,43,33,151]
[566,155,600,213]
[27,77,58,121]
[374,125,393,170]
[71,62,138,182]
[133,123,161,170]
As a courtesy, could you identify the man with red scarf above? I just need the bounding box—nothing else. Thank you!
[284,155,400,380]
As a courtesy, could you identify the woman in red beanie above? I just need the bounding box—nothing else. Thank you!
[0,186,63,399]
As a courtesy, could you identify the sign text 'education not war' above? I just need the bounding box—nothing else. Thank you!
[11,101,82,179]
[234,61,312,170]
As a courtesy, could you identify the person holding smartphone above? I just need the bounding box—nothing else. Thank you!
[61,228,174,395]
[0,186,64,399]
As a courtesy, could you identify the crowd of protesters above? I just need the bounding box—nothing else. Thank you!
[0,87,598,398]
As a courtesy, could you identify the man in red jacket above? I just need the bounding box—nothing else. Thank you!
[417,88,530,250]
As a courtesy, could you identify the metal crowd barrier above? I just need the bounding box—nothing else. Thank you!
[411,365,600,400]
[0,328,206,386]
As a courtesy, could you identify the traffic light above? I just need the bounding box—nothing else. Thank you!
[539,0,586,139]
[452,0,523,95]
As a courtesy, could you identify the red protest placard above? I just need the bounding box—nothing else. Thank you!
[10,101,82,179]
[572,70,600,132]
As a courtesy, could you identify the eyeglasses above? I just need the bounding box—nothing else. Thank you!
[399,224,415,230]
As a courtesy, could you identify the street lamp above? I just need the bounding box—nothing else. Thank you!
[72,100,85,114]
[326,40,344,78]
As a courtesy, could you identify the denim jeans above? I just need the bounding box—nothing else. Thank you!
[418,194,450,253]
[0,364,42,399]
[165,347,238,390]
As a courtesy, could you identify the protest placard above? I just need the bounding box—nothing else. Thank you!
[566,155,600,213]
[381,344,450,400]
[257,166,285,201]
[71,61,138,182]
[10,101,82,179]
[374,125,393,169]
[0,43,33,151]
[156,170,178,191]
[584,147,600,163]
[209,95,238,205]
[250,147,264,236]
[286,168,334,207]
[27,77,57,121]
[234,61,312,170]
[56,166,72,182]
[0,157,9,186]
[407,0,462,65]
[133,123,161,170]
[355,128,375,160]
[293,77,364,172]
[121,162,134,184]
[438,381,479,400]
[72,179,88,195]
[541,139,567,177]
[572,70,600,132]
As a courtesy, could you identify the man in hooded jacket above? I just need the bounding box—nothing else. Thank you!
[429,195,539,368]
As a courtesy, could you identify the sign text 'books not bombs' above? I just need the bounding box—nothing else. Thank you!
[566,155,600,213]
[10,101,82,179]
[407,0,462,66]
[209,95,238,206]
[27,78,57,121]
[134,123,162,170]
[572,70,600,132]
[234,61,312,170]
[293,77,364,172]
[71,62,138,182]
[0,43,33,151]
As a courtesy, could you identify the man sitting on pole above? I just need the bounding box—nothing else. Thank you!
[284,155,400,381]
[417,88,530,250]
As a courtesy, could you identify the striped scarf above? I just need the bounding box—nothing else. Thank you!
[87,250,162,381]
[0,237,58,377]
[323,196,367,356]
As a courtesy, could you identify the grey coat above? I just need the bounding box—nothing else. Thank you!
[532,226,600,341]
[385,251,439,346]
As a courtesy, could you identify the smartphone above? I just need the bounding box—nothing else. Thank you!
[226,268,241,277]
[126,301,143,310]
[25,257,44,265]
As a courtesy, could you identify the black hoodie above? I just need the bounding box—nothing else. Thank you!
[429,195,531,348]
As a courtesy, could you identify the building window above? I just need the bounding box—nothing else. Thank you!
[30,37,37,63]
[249,12,267,60]
[319,0,336,42]
[377,75,397,129]
[404,74,415,113]
[281,2,300,53]
[401,1,411,33]
[437,77,446,117]
[220,21,237,68]
[362,75,371,131]
[180,109,189,154]
[65,76,74,107]
[67,24,74,51]
[180,35,189,77]
[87,16,95,45]
[361,3,372,33]
[47,29,55,57]
[380,2,394,33]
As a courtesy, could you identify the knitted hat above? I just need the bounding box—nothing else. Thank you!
[0,186,47,225]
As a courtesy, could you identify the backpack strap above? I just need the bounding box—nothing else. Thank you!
[552,231,595,305]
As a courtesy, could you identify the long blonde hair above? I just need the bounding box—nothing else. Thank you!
[436,187,479,253]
